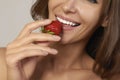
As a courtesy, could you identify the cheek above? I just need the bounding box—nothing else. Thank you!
[76,12,101,41]
[48,0,59,19]
[48,0,54,18]
[80,8,101,27]
[48,0,63,13]
[63,10,100,43]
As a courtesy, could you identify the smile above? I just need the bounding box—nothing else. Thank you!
[56,16,80,27]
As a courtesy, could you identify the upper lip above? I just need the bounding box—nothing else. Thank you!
[55,15,80,24]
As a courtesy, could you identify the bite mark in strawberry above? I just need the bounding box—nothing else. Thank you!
[42,20,62,35]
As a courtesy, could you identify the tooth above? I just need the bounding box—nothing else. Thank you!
[72,23,76,26]
[60,18,63,22]
[57,16,79,26]
[71,23,74,26]
[66,20,71,25]
[70,22,73,26]
[73,24,76,26]
[64,20,68,24]
[61,19,65,23]
[58,17,63,23]
[65,21,68,24]
[66,21,69,25]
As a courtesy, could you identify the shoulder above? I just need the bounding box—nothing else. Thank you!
[0,47,7,80]
[0,47,6,55]
[0,47,6,61]
[66,69,102,80]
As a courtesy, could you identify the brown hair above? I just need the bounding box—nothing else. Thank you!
[93,0,120,79]
[31,0,120,79]
[31,0,48,20]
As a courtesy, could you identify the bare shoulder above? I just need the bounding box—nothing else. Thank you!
[0,47,6,55]
[66,69,102,80]
[0,47,6,62]
[0,47,7,80]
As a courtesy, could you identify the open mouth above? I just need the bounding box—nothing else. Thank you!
[56,16,80,27]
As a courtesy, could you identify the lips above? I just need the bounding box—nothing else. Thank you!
[56,15,80,27]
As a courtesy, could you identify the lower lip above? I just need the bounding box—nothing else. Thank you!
[63,24,76,31]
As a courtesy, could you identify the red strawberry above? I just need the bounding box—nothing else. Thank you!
[42,20,62,35]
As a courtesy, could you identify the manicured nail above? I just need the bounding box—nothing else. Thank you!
[43,52,48,55]
[52,35,61,40]
[45,19,52,23]
[52,49,58,54]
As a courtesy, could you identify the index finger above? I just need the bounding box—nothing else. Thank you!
[16,19,52,39]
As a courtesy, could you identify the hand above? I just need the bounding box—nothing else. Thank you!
[5,19,61,80]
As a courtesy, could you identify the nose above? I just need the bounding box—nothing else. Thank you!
[62,0,77,14]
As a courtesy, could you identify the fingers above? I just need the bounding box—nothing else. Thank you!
[6,44,58,68]
[7,44,58,55]
[17,19,52,39]
[6,49,47,68]
[7,33,61,49]
[5,19,60,79]
[6,19,60,68]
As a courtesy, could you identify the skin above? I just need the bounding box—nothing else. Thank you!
[48,0,103,73]
[0,0,105,80]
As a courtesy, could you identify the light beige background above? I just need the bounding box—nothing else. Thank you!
[0,0,35,47]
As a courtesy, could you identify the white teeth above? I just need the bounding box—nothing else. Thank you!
[57,16,77,26]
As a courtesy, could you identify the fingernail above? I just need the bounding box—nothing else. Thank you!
[43,52,48,55]
[45,19,52,23]
[52,49,58,54]
[53,36,61,40]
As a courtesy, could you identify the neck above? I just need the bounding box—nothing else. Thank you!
[51,40,90,72]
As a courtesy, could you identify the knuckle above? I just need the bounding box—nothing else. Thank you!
[45,47,53,51]
[27,34,36,41]
[40,33,53,40]
[29,33,35,37]
[40,50,48,55]
[42,33,52,37]
[24,50,36,56]
[24,22,34,31]
[28,33,53,41]
[28,33,42,41]
[28,49,47,56]
[25,22,33,28]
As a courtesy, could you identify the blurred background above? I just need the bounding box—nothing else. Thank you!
[0,0,35,47]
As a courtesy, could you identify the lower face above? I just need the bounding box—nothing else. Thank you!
[48,0,103,44]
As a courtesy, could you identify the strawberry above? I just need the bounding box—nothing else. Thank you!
[42,20,62,35]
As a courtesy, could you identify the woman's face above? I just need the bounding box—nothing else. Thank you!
[48,0,103,44]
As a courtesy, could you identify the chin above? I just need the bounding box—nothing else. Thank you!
[59,37,76,45]
[60,40,70,44]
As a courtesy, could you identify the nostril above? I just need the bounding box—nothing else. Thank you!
[62,1,76,13]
